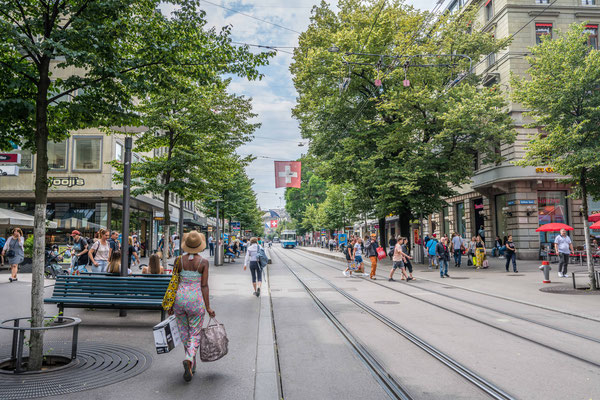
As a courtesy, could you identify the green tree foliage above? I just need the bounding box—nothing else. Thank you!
[291,0,515,244]
[301,203,325,234]
[284,160,327,232]
[320,184,353,231]
[0,0,268,370]
[511,24,600,289]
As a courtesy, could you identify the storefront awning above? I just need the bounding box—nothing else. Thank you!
[0,208,57,228]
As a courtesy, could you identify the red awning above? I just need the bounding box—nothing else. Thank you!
[535,23,553,27]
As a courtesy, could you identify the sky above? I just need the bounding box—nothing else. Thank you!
[184,0,435,210]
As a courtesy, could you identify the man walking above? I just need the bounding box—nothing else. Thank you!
[388,235,397,260]
[426,234,438,269]
[208,236,215,256]
[436,236,450,278]
[71,230,90,274]
[451,232,463,267]
[108,230,120,259]
[554,229,574,278]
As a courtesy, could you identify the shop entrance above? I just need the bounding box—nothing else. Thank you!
[473,198,485,239]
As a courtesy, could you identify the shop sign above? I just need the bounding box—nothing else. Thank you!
[154,211,164,221]
[536,167,554,173]
[520,200,535,205]
[0,153,21,163]
[207,227,213,232]
[48,176,85,188]
[474,203,484,209]
[0,165,19,176]
[507,200,516,206]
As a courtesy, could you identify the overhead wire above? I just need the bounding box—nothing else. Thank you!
[231,41,295,54]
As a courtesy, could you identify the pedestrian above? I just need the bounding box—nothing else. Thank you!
[89,228,111,273]
[225,242,236,261]
[492,236,503,257]
[2,227,24,282]
[243,237,263,296]
[142,254,164,274]
[478,225,485,244]
[108,230,120,259]
[365,234,379,280]
[468,236,477,267]
[0,235,6,266]
[127,236,139,271]
[554,228,574,278]
[389,235,410,281]
[169,231,214,381]
[70,230,90,274]
[475,235,486,269]
[343,238,356,276]
[401,237,415,280]
[173,235,181,258]
[328,238,334,252]
[107,250,132,275]
[451,232,463,267]
[504,235,517,273]
[436,236,451,278]
[208,236,215,256]
[354,237,365,275]
[426,234,438,269]
[388,235,397,260]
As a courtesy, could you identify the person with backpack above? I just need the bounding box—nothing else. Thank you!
[89,228,111,273]
[243,237,264,297]
[426,234,438,269]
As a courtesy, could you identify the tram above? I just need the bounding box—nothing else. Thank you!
[280,230,297,248]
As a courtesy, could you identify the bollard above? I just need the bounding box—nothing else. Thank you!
[539,260,551,283]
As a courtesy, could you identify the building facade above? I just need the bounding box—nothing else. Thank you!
[425,0,600,259]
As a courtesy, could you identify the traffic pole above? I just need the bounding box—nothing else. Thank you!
[120,137,132,317]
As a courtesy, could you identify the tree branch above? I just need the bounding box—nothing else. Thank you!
[0,60,38,84]
[13,0,37,44]
[59,0,92,30]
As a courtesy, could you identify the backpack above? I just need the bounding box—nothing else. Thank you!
[257,245,269,269]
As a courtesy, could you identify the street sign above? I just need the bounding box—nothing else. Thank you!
[208,227,213,232]
[0,166,19,176]
[0,154,21,164]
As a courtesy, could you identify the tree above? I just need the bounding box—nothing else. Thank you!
[284,159,327,233]
[511,23,600,290]
[291,0,515,247]
[0,0,267,370]
[320,184,352,231]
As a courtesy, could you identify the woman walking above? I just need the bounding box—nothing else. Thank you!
[475,235,486,269]
[400,237,415,280]
[389,235,411,281]
[170,231,214,381]
[243,237,263,296]
[89,228,111,273]
[2,228,24,282]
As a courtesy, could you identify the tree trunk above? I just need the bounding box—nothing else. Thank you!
[580,170,597,290]
[378,216,386,251]
[162,189,170,269]
[29,60,51,371]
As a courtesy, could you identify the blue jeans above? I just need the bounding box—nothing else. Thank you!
[439,259,448,277]
[453,250,462,266]
[91,260,108,273]
[505,253,517,272]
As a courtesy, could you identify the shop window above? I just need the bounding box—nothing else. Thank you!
[582,0,596,5]
[585,25,598,49]
[535,23,552,45]
[485,0,494,21]
[442,206,450,235]
[17,148,33,170]
[73,137,102,171]
[456,202,466,237]
[538,191,567,244]
[48,141,67,170]
[495,194,508,240]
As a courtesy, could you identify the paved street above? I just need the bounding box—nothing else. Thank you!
[1,246,599,399]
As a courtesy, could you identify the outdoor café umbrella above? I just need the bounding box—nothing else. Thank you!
[535,223,574,232]
[590,220,600,230]
[588,213,600,223]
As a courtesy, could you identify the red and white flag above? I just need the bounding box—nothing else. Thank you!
[274,161,301,188]
[270,220,278,228]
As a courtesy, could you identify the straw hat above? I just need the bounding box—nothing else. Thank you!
[181,231,206,254]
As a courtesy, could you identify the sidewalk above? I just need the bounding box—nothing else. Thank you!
[0,249,279,400]
[297,245,600,320]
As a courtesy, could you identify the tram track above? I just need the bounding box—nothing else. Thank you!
[296,250,600,344]
[272,248,515,400]
[289,248,600,370]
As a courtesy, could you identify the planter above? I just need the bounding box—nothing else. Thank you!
[0,316,81,374]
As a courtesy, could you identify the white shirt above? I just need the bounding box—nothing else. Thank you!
[555,235,572,254]
[244,243,261,264]
[172,238,180,249]
[354,243,362,257]
[451,236,463,250]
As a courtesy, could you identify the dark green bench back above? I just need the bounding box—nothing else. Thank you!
[51,275,171,301]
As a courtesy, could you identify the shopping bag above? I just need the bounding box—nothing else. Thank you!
[482,259,489,269]
[376,247,386,260]
[199,318,229,362]
[349,262,358,271]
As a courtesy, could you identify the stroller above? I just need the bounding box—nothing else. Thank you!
[44,247,69,279]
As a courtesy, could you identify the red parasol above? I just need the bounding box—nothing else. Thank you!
[588,213,600,223]
[590,220,600,230]
[535,223,574,232]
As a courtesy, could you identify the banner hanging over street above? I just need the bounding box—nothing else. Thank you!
[274,161,301,188]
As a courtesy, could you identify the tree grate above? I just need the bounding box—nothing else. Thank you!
[0,342,152,399]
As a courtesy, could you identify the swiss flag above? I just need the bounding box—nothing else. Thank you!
[270,220,278,228]
[274,161,301,188]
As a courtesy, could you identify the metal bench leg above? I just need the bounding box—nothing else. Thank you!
[57,305,64,323]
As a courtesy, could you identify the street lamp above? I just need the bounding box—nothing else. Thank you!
[214,199,223,266]
[328,44,340,53]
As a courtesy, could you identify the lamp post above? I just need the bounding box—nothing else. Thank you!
[214,199,223,266]
[119,136,132,317]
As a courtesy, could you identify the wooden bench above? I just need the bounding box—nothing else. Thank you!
[44,275,171,321]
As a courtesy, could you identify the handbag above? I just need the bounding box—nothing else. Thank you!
[376,246,386,260]
[482,259,489,269]
[199,318,229,362]
[162,257,181,311]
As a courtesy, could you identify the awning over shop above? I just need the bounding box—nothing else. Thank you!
[0,208,58,228]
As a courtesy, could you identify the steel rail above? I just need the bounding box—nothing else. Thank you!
[272,250,414,400]
[290,249,600,370]
[275,249,515,400]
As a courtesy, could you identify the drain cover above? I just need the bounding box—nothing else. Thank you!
[374,300,400,304]
[449,277,469,280]
[540,286,600,295]
[0,342,152,399]
[508,274,525,276]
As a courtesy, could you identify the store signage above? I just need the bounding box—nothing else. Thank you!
[207,227,213,232]
[507,201,516,206]
[0,153,21,163]
[536,167,555,173]
[154,212,164,221]
[48,177,85,188]
[474,203,484,209]
[538,197,561,205]
[0,165,19,176]
[520,200,535,205]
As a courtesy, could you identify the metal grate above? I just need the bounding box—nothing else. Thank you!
[539,286,600,295]
[0,342,152,399]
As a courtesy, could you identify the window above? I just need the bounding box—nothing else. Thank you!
[582,0,596,5]
[17,148,33,170]
[495,194,508,239]
[485,0,494,21]
[48,141,67,170]
[115,142,123,163]
[442,206,450,235]
[456,202,466,238]
[585,25,598,49]
[535,23,552,45]
[73,137,102,171]
[538,191,567,244]
[535,0,549,3]
[487,52,496,67]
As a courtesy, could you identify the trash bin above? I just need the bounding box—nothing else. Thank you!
[539,260,551,283]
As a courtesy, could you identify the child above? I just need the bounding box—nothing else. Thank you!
[107,251,132,275]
